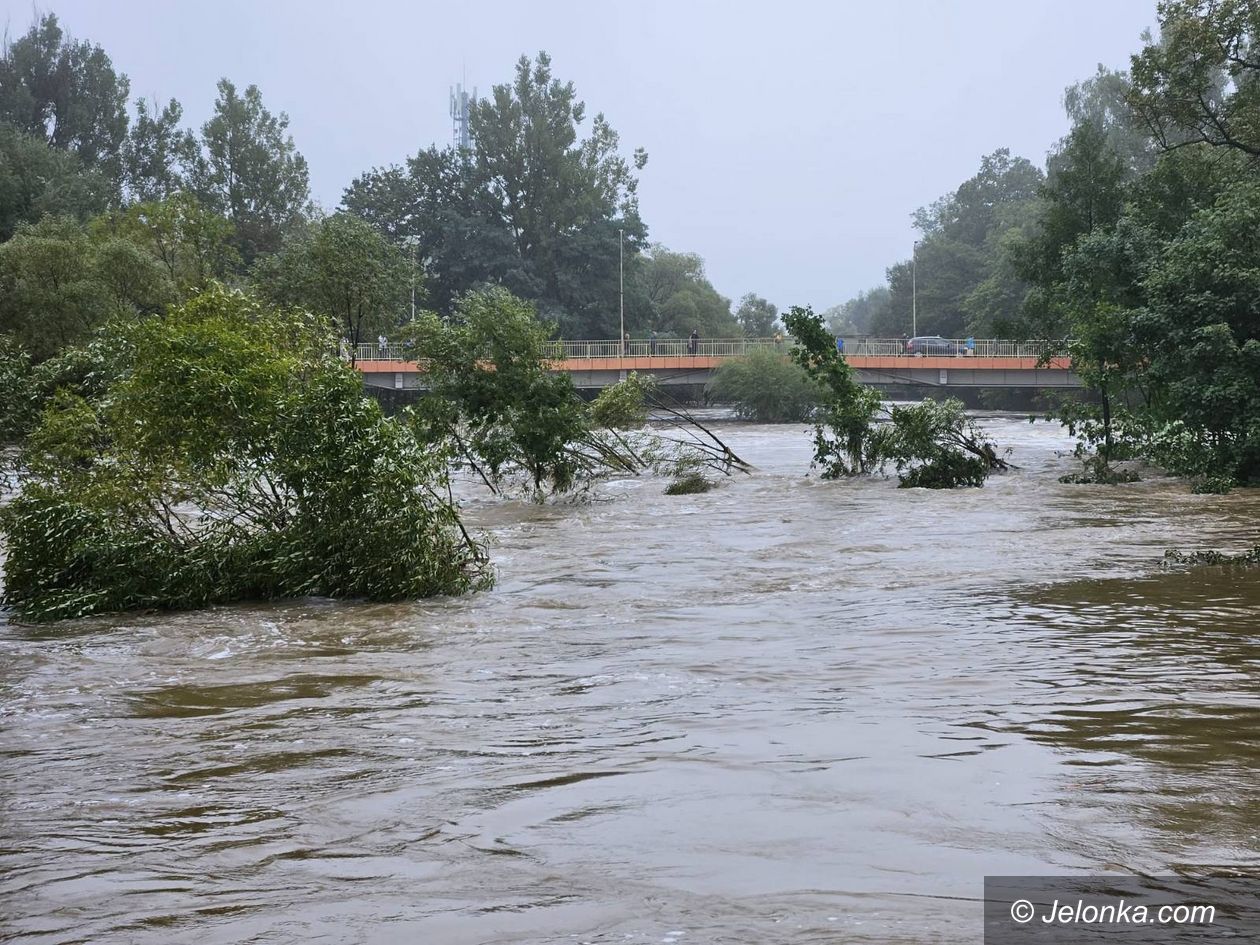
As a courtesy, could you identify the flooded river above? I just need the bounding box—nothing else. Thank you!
[2,416,1258,944]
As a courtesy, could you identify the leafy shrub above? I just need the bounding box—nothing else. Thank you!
[591,371,658,429]
[875,399,998,489]
[407,288,590,496]
[0,336,36,443]
[706,347,820,422]
[1058,453,1142,484]
[1192,474,1235,494]
[781,307,1005,487]
[1,285,489,622]
[665,471,714,494]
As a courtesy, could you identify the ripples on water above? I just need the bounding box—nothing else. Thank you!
[2,417,1258,944]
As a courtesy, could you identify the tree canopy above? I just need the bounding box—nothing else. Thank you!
[344,52,657,337]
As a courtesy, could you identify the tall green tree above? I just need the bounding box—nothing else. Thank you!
[823,286,889,335]
[1139,180,1260,483]
[735,293,777,336]
[1015,120,1128,336]
[188,79,310,263]
[1064,66,1155,174]
[0,216,170,360]
[343,52,648,336]
[122,97,195,203]
[109,191,239,294]
[253,213,411,351]
[634,245,739,337]
[1129,0,1260,157]
[872,149,1043,337]
[0,13,130,185]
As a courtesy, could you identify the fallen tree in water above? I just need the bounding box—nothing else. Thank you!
[1164,546,1260,567]
[781,305,1009,488]
[405,289,749,498]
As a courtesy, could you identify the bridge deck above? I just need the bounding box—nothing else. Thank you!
[356,354,1071,373]
[351,337,1077,390]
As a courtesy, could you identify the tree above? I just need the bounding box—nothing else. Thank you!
[407,287,590,495]
[1015,120,1128,336]
[1064,66,1155,174]
[189,79,310,262]
[122,97,195,203]
[343,52,648,335]
[1129,0,1260,157]
[872,149,1043,337]
[784,305,1005,486]
[823,286,889,335]
[1138,179,1260,484]
[0,123,112,240]
[0,285,490,622]
[634,245,739,337]
[783,305,883,477]
[0,13,130,184]
[0,336,37,442]
[0,216,170,360]
[707,348,819,422]
[253,213,411,352]
[109,191,239,294]
[735,293,777,336]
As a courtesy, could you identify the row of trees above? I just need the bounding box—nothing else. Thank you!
[1,15,309,260]
[0,13,775,367]
[829,0,1260,490]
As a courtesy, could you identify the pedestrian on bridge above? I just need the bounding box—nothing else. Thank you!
[377,333,388,359]
[650,329,658,356]
[688,328,699,356]
[623,331,630,355]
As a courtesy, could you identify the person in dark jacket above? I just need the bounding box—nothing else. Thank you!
[688,328,699,356]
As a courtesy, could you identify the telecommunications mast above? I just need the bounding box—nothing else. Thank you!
[450,83,475,151]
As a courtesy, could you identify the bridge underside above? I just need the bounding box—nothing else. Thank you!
[358,354,1080,391]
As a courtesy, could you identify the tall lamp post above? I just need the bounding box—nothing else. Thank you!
[911,239,919,338]
[619,228,625,353]
[403,235,420,320]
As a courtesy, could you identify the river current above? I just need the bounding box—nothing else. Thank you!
[2,416,1258,944]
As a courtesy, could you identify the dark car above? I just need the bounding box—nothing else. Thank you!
[905,335,961,356]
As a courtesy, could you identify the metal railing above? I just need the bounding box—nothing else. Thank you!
[349,337,1058,363]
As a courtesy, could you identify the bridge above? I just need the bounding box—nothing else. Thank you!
[353,337,1079,392]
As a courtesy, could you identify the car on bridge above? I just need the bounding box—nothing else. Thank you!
[905,335,962,356]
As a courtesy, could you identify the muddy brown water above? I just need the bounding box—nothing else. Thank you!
[2,417,1258,944]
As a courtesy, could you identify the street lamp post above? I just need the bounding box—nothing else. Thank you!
[619,228,625,354]
[403,235,419,321]
[911,239,919,338]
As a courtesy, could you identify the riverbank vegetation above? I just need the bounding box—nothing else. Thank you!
[1,287,491,621]
[5,3,1260,618]
[832,0,1260,491]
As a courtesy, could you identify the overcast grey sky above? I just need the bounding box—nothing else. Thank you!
[5,0,1157,312]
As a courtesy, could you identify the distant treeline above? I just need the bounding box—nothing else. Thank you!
[827,0,1260,490]
[0,14,780,363]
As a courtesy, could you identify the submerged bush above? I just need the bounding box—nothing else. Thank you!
[1164,546,1260,566]
[706,347,820,422]
[874,398,1001,489]
[1058,453,1142,484]
[665,471,714,495]
[781,306,1007,487]
[1,285,489,622]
